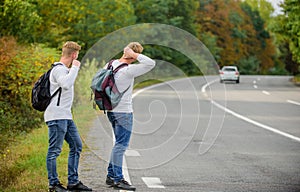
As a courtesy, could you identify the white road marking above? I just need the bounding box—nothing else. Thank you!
[262,90,270,95]
[211,100,300,143]
[110,142,132,191]
[122,157,131,184]
[201,78,219,93]
[110,141,132,191]
[202,80,300,143]
[142,177,165,188]
[287,100,300,106]
[253,80,258,88]
[125,149,141,157]
[119,84,167,190]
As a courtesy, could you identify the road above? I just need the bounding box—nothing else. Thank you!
[79,75,300,192]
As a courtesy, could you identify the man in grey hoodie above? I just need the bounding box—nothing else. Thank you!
[105,42,156,191]
[44,41,92,192]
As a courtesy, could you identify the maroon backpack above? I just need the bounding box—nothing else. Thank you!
[91,60,129,113]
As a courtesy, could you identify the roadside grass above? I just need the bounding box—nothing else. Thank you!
[0,125,68,191]
[0,103,95,192]
[293,74,300,84]
[133,77,186,89]
[134,79,164,89]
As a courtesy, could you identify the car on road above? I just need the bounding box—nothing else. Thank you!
[219,66,240,83]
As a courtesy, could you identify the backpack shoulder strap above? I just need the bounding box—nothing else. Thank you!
[107,60,115,70]
[50,62,63,106]
[51,62,64,68]
[107,60,128,73]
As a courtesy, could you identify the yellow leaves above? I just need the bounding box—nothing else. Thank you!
[1,149,10,159]
[34,61,43,67]
[0,36,59,105]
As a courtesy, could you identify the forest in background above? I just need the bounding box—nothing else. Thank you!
[0,0,299,152]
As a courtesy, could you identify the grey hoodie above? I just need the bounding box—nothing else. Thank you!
[44,62,79,122]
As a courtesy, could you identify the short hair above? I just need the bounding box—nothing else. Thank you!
[62,41,81,56]
[127,42,143,53]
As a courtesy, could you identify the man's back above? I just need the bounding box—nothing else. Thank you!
[44,63,80,122]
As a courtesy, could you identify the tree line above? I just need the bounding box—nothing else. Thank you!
[0,0,299,151]
[1,0,299,74]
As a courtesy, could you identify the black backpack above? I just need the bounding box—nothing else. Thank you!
[91,60,129,113]
[31,63,63,112]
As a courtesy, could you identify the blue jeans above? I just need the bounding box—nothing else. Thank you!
[46,119,82,186]
[107,112,133,183]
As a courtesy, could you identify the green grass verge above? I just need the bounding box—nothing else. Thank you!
[133,77,185,89]
[293,75,300,84]
[0,103,95,192]
[0,125,68,191]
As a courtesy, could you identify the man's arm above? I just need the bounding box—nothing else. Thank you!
[126,54,156,77]
[123,46,155,77]
[54,60,80,89]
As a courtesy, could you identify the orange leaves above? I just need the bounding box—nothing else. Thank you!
[197,0,276,72]
[0,36,18,73]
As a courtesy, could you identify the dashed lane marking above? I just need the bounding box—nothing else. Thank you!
[287,100,300,106]
[142,177,165,188]
[211,100,300,143]
[262,90,270,95]
[125,150,141,157]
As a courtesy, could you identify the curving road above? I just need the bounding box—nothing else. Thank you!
[80,75,300,192]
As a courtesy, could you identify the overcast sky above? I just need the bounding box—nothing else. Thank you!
[267,0,284,15]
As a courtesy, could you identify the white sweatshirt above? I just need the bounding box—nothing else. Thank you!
[106,54,155,113]
[44,62,79,122]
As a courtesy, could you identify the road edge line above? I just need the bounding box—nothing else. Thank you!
[202,80,300,143]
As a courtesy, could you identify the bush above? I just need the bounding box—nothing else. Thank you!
[293,74,300,84]
[238,56,261,75]
[0,36,60,152]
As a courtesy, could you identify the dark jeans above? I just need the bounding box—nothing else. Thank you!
[46,119,82,186]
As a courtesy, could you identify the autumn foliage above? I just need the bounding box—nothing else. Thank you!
[196,0,277,74]
[0,36,59,151]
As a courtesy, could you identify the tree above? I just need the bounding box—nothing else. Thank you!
[131,0,198,35]
[241,2,276,73]
[196,0,276,74]
[0,0,41,43]
[197,0,256,66]
[34,0,136,57]
[130,0,201,75]
[281,0,300,64]
[269,0,300,74]
[243,0,274,25]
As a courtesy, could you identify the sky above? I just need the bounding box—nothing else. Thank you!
[267,0,284,15]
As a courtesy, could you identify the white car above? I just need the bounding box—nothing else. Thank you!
[219,66,240,83]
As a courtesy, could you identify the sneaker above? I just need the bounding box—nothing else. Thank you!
[49,183,68,192]
[106,176,114,186]
[113,179,136,191]
[67,181,92,191]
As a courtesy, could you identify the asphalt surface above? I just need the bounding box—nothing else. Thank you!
[79,75,300,192]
